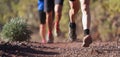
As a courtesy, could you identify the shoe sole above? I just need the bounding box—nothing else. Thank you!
[82,35,92,47]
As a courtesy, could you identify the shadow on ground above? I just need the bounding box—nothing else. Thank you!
[0,42,59,57]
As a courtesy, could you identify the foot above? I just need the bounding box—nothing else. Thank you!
[69,27,77,42]
[41,39,47,44]
[82,35,92,47]
[54,27,61,37]
[47,32,54,43]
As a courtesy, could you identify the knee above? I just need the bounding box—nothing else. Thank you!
[80,0,89,12]
[69,5,79,15]
[69,9,74,15]
[69,8,78,15]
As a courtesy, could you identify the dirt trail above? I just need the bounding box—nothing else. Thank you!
[0,41,120,57]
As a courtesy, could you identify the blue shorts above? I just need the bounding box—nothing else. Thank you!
[38,0,44,11]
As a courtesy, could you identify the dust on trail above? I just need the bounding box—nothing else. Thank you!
[0,41,120,57]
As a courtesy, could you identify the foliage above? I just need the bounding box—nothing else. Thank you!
[0,0,120,41]
[0,17,32,42]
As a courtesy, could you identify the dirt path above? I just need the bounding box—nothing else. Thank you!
[0,41,120,57]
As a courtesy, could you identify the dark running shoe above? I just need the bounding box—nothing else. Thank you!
[69,26,77,41]
[82,35,92,47]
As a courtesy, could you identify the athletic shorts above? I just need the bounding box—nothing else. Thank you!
[44,0,64,12]
[38,10,46,24]
[69,0,75,1]
[55,0,64,5]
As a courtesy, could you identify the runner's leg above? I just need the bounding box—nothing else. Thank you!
[69,0,80,41]
[54,0,64,37]
[44,0,54,43]
[80,0,92,47]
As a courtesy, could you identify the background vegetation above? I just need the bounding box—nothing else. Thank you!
[0,17,32,42]
[0,0,120,41]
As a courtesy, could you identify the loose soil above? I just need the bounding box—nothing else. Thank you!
[0,41,120,57]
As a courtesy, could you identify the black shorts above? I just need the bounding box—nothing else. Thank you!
[55,0,64,5]
[44,0,64,12]
[69,0,75,1]
[38,10,46,24]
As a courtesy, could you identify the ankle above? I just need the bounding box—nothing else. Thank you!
[55,22,59,28]
[70,23,76,29]
[48,30,52,34]
[84,29,90,35]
